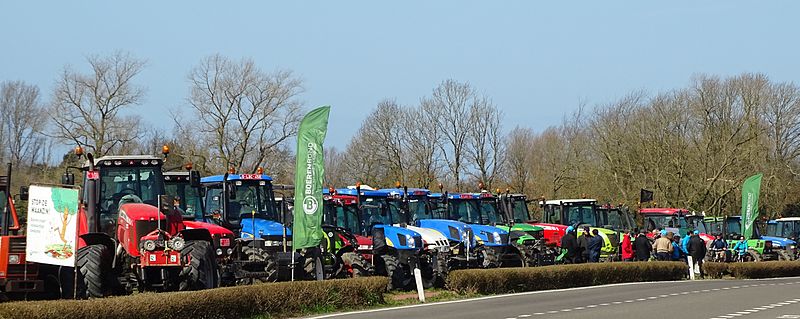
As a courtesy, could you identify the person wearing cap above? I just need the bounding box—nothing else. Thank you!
[633,230,651,261]
[688,230,707,279]
[560,226,579,264]
[652,230,673,261]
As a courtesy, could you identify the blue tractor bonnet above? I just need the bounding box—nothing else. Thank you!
[240,217,291,239]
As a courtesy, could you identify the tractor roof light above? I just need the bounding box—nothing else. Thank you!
[228,166,236,174]
[162,145,170,156]
[184,162,193,171]
[74,146,84,157]
[257,167,264,174]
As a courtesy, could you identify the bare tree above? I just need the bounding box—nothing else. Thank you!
[185,54,304,173]
[1,81,47,166]
[466,102,504,190]
[51,51,147,156]
[427,80,477,191]
[504,127,534,194]
[403,100,443,188]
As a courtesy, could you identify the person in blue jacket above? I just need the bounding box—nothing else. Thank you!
[672,235,684,261]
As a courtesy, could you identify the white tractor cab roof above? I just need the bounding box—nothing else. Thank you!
[776,217,800,222]
[539,199,598,206]
[85,155,164,168]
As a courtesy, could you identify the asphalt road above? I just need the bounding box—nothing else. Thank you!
[308,277,800,319]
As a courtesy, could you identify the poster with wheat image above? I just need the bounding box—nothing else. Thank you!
[25,185,80,267]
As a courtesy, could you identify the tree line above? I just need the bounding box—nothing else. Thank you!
[2,51,799,218]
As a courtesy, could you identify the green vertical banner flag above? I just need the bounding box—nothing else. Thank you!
[740,173,763,240]
[292,106,331,249]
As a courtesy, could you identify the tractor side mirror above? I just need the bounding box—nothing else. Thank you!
[62,172,75,186]
[18,186,29,201]
[189,170,201,188]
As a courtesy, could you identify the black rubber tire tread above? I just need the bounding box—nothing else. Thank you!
[340,252,373,278]
[779,250,793,261]
[240,246,278,284]
[76,244,111,299]
[179,240,219,291]
[377,254,409,290]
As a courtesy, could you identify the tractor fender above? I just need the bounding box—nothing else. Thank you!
[180,228,213,243]
[79,232,119,269]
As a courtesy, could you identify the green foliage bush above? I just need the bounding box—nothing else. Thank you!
[447,262,686,294]
[702,262,728,279]
[0,277,389,319]
[728,261,800,279]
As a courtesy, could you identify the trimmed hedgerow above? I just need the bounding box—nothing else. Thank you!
[0,276,389,319]
[447,262,686,294]
[728,261,800,279]
[702,262,728,279]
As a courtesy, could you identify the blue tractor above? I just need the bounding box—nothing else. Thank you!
[429,192,523,267]
[333,187,444,289]
[201,173,303,283]
[763,219,798,260]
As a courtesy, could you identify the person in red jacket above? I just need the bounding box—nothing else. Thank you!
[621,231,634,261]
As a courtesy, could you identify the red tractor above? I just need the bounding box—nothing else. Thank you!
[74,150,218,298]
[321,192,374,276]
[0,163,45,300]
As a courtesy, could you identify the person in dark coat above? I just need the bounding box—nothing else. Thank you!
[560,226,579,264]
[633,230,651,261]
[687,230,707,279]
[577,226,592,263]
[587,229,604,262]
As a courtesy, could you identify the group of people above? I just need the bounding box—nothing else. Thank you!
[559,226,606,263]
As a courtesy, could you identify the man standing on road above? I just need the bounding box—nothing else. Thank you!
[587,229,603,262]
[560,226,579,264]
[634,230,651,261]
[652,232,673,261]
[577,226,592,263]
[688,230,707,279]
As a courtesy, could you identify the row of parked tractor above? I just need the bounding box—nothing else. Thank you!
[0,147,795,301]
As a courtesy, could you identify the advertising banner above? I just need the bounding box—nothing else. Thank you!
[26,185,80,267]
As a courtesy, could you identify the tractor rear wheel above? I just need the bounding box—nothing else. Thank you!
[341,252,373,277]
[376,254,409,290]
[76,244,112,299]
[240,246,278,284]
[179,240,219,291]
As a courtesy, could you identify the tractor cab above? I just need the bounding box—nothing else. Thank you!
[771,218,800,242]
[760,219,797,259]
[639,208,713,242]
[439,192,512,249]
[536,199,620,260]
[595,204,636,233]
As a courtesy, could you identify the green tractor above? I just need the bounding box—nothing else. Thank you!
[493,193,557,266]
[704,216,784,262]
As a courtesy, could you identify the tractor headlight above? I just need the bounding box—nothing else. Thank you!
[170,237,185,251]
[493,232,502,244]
[226,248,234,255]
[8,254,20,265]
[143,240,157,251]
[216,248,223,256]
[406,234,415,248]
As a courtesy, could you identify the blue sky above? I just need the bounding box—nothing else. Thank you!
[1,1,798,150]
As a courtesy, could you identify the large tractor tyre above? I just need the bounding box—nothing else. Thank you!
[341,252,373,278]
[304,253,340,280]
[779,250,794,261]
[420,251,449,289]
[76,244,112,299]
[738,250,761,262]
[179,240,219,291]
[239,246,278,284]
[376,254,410,290]
[478,247,500,268]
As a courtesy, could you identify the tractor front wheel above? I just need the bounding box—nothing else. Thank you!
[779,250,793,261]
[376,254,410,290]
[179,240,219,291]
[478,247,500,268]
[76,244,112,299]
[239,246,278,284]
[341,251,373,277]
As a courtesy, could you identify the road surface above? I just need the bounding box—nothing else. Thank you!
[308,277,800,319]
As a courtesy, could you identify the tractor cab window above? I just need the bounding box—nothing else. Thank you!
[686,216,708,234]
[765,223,778,237]
[337,204,362,236]
[565,204,596,226]
[510,199,530,223]
[780,222,798,238]
[543,205,562,225]
[603,209,625,230]
[164,182,203,219]
[407,197,432,221]
[230,182,278,223]
[98,167,164,216]
[644,216,671,231]
[426,198,449,220]
[449,199,481,224]
[362,197,391,229]
[479,199,500,224]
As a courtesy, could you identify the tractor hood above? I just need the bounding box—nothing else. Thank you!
[183,220,234,237]
[469,224,509,247]
[416,219,476,246]
[509,223,543,232]
[762,235,796,249]
[118,203,164,222]
[240,218,291,239]
[403,225,450,249]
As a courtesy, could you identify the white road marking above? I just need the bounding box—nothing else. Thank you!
[573,307,585,310]
[518,315,531,318]
[599,303,610,306]
[585,305,597,308]
[623,300,634,303]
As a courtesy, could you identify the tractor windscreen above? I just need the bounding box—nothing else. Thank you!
[510,199,529,223]
[706,220,724,235]
[407,197,433,221]
[726,218,742,236]
[164,181,204,219]
[685,216,707,233]
[448,199,482,224]
[479,199,501,224]
[326,203,363,236]
[600,208,627,230]
[565,204,596,226]
[230,182,278,222]
[643,215,676,231]
[362,196,393,228]
[98,166,164,215]
[777,221,800,239]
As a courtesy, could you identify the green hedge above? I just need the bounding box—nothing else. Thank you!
[702,262,728,279]
[0,277,389,319]
[447,262,686,294]
[728,261,800,279]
